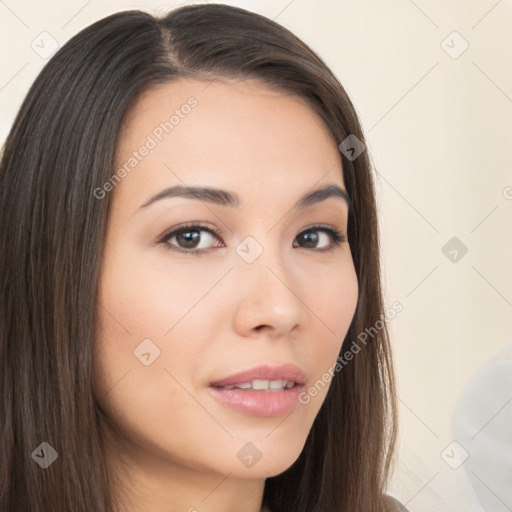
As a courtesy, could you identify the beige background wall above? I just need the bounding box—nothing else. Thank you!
[1,1,511,510]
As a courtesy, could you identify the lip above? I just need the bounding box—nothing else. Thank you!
[208,364,307,417]
[208,386,304,417]
[209,364,307,388]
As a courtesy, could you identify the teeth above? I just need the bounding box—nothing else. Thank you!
[253,379,271,390]
[269,379,283,389]
[218,379,296,391]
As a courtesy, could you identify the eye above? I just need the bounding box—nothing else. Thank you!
[157,223,346,255]
[158,224,224,254]
[293,225,346,252]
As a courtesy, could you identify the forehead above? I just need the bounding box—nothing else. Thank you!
[113,77,344,212]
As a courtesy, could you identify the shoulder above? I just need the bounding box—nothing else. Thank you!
[385,495,410,511]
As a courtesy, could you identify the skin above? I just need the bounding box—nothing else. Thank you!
[93,77,359,512]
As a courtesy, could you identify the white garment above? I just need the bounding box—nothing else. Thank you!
[453,343,512,512]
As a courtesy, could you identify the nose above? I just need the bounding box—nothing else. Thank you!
[231,243,306,339]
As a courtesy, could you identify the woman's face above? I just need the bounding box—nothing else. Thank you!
[94,77,358,483]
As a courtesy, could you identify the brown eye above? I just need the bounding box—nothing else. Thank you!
[293,226,346,251]
[159,224,223,254]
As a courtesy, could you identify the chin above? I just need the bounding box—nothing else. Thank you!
[217,425,308,480]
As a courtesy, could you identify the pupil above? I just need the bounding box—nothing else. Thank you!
[302,231,318,247]
[178,230,200,248]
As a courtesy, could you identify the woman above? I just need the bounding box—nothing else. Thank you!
[0,4,406,511]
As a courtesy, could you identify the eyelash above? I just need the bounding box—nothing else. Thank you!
[157,223,346,255]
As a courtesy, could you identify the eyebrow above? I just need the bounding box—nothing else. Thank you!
[139,183,351,212]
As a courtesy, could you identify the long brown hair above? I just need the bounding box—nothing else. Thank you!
[0,4,397,511]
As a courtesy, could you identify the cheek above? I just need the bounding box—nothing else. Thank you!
[93,241,232,416]
[296,257,359,407]
[93,250,226,469]
[313,259,358,334]
[97,242,230,341]
[92,246,217,414]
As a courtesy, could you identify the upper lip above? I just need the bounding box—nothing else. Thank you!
[209,364,307,387]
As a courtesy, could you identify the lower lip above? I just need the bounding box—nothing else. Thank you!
[208,385,304,417]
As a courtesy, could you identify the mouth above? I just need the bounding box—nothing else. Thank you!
[209,363,307,388]
[208,364,307,417]
[211,379,298,392]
